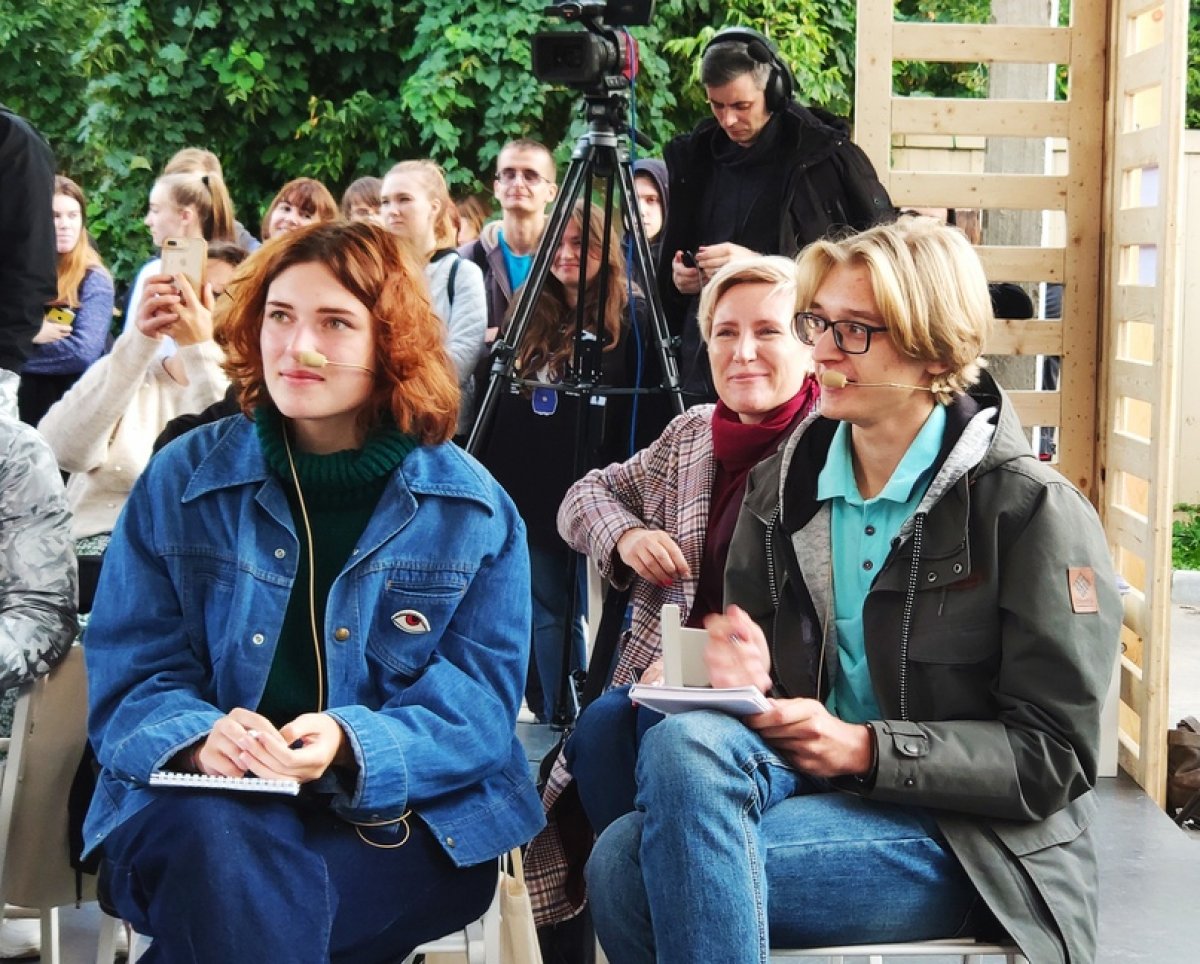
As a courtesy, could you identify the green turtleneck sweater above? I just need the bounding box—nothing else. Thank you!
[254,406,417,728]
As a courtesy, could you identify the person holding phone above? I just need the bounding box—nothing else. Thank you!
[38,261,228,611]
[82,220,541,962]
[17,175,114,426]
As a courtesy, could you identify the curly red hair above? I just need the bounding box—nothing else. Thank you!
[221,220,459,445]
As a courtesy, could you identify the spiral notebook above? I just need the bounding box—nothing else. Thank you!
[149,770,301,796]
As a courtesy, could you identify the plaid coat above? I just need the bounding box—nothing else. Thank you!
[526,405,717,925]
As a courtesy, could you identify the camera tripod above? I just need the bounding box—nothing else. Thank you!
[468,90,684,726]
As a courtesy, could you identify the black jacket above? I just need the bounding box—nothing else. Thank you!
[0,105,57,374]
[659,102,893,398]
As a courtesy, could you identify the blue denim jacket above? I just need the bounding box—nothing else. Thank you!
[84,416,544,866]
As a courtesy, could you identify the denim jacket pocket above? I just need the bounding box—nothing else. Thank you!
[366,567,473,677]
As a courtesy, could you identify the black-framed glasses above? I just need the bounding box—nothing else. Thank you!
[795,311,888,355]
[495,168,551,187]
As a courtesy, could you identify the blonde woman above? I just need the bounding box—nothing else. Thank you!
[381,160,486,435]
[18,175,113,425]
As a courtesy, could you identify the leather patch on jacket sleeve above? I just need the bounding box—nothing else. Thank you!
[1067,567,1099,613]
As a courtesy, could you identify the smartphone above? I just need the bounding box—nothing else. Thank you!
[681,250,697,269]
[161,236,207,294]
[45,305,76,327]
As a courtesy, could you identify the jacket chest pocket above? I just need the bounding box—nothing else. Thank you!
[366,568,472,678]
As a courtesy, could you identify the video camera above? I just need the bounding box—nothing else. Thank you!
[532,0,654,91]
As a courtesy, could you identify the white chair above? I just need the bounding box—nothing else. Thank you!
[401,864,502,964]
[770,938,1027,961]
[0,645,99,964]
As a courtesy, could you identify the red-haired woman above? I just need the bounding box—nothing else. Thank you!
[82,221,542,962]
[18,175,113,425]
[261,176,339,240]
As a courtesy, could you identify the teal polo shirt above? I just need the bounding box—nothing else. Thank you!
[815,404,947,724]
[498,230,533,292]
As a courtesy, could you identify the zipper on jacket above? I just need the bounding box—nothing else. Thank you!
[898,512,927,721]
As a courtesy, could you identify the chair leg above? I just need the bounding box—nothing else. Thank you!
[39,907,60,964]
[96,913,121,964]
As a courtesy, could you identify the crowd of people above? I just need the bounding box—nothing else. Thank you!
[0,23,1121,964]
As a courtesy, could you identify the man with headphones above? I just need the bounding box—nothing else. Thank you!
[657,27,894,403]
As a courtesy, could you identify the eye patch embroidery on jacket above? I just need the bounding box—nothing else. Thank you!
[392,610,431,633]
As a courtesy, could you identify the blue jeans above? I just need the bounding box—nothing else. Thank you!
[565,685,661,833]
[586,712,980,964]
[530,542,587,722]
[100,791,497,964]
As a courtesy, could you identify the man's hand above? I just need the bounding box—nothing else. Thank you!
[703,604,773,693]
[671,251,703,295]
[616,527,690,587]
[746,698,874,779]
[695,243,757,277]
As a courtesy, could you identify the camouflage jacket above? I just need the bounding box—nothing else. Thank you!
[0,416,76,689]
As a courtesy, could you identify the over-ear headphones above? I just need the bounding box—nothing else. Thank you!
[702,26,794,112]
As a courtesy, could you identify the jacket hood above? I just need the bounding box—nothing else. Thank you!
[632,158,669,214]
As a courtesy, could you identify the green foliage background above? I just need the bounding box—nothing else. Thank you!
[2,0,1197,292]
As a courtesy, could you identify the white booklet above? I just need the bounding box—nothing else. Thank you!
[149,770,301,796]
[629,683,770,717]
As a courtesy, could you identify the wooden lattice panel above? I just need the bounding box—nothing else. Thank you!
[855,0,1106,496]
[1097,0,1187,803]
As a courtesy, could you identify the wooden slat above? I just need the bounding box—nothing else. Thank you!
[1114,125,1165,174]
[1121,655,1147,711]
[854,0,896,177]
[1118,46,1165,98]
[891,98,1068,138]
[1114,206,1163,244]
[1111,358,1156,403]
[985,318,1063,356]
[976,246,1065,283]
[891,23,1071,64]
[1105,430,1151,476]
[1107,503,1149,556]
[1008,390,1060,425]
[1111,285,1157,323]
[888,172,1068,210]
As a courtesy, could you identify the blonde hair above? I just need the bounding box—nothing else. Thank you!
[153,171,237,243]
[795,217,991,400]
[697,256,799,343]
[384,160,457,251]
[53,175,107,307]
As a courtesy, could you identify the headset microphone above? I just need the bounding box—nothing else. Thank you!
[820,370,934,392]
[294,350,375,374]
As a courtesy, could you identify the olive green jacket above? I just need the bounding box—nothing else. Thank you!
[726,373,1121,963]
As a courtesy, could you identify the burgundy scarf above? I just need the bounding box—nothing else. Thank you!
[688,374,820,626]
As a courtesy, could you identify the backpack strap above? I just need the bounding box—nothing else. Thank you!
[447,255,460,309]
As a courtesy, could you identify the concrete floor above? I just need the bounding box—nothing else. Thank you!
[28,602,1200,963]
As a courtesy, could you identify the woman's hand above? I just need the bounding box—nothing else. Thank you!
[745,698,874,779]
[638,658,665,687]
[193,708,351,784]
[616,527,691,587]
[164,274,215,347]
[135,273,214,345]
[703,604,773,693]
[32,319,72,344]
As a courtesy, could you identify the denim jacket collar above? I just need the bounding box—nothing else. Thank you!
[182,416,498,514]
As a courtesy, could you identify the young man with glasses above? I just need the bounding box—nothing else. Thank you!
[459,138,558,341]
